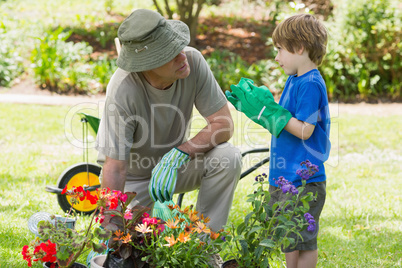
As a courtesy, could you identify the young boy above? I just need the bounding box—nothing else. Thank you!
[226,14,331,268]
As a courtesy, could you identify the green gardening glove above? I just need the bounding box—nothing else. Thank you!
[225,78,292,138]
[149,148,190,203]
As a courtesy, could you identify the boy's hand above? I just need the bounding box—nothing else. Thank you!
[225,78,292,138]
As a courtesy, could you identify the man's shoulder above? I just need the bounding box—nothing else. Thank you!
[107,69,141,97]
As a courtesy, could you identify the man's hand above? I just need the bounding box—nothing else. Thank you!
[226,78,292,138]
[149,148,190,202]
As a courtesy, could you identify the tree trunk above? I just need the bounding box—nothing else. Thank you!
[153,0,206,46]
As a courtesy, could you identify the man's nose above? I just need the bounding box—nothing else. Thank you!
[175,50,186,61]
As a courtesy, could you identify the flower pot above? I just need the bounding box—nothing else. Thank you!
[90,254,107,268]
[54,215,76,229]
[221,259,238,268]
[221,259,269,268]
[43,262,87,268]
[104,252,149,268]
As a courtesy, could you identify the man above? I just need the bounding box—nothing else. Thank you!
[95,9,241,232]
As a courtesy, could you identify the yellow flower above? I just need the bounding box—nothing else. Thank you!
[163,234,177,247]
[166,218,180,229]
[194,221,210,234]
[177,232,191,243]
[135,223,152,233]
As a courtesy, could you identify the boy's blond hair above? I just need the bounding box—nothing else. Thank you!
[272,14,328,66]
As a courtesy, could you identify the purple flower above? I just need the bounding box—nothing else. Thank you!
[255,174,265,182]
[296,160,319,180]
[221,236,226,242]
[275,176,290,187]
[275,176,298,195]
[307,223,316,232]
[304,213,316,232]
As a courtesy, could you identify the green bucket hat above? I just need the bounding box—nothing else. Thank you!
[116,9,190,72]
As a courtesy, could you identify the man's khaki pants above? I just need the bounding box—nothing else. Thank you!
[122,142,242,231]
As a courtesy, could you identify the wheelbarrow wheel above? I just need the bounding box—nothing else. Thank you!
[57,163,101,215]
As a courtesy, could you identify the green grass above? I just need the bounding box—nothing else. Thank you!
[0,103,401,267]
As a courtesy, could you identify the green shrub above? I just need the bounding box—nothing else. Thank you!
[31,27,116,94]
[320,0,401,101]
[0,28,24,87]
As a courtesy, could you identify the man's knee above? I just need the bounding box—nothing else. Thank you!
[206,143,242,175]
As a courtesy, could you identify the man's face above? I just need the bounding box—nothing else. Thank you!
[150,50,191,83]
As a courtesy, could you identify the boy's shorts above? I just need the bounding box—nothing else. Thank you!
[268,181,326,253]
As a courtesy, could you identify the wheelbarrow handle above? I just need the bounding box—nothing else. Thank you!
[45,184,101,194]
[177,147,270,207]
[241,148,270,157]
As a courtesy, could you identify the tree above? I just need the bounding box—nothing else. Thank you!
[152,0,221,46]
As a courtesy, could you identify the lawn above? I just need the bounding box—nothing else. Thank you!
[0,102,401,267]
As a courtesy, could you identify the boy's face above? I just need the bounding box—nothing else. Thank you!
[275,45,312,76]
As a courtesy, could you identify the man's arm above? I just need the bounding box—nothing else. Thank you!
[284,117,315,140]
[101,156,127,192]
[177,104,234,158]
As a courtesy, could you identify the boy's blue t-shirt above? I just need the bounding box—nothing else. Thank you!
[269,69,331,187]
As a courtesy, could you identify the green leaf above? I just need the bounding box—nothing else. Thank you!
[302,199,310,209]
[237,222,246,235]
[262,257,269,267]
[239,239,249,255]
[244,212,254,226]
[247,226,263,236]
[254,245,264,260]
[259,239,275,248]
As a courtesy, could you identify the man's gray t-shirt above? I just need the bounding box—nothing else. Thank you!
[96,47,227,177]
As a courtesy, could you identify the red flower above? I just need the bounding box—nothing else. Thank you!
[61,185,68,195]
[86,190,99,205]
[21,245,32,267]
[22,240,57,267]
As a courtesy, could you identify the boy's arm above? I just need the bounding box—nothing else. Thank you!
[284,117,315,140]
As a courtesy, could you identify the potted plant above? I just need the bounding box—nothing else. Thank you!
[21,186,111,268]
[221,161,319,268]
[97,188,164,268]
[138,204,225,267]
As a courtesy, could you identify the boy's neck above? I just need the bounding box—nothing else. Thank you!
[296,50,317,77]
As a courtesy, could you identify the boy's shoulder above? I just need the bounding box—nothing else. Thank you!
[289,69,326,92]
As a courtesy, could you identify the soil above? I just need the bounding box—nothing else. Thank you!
[222,259,239,268]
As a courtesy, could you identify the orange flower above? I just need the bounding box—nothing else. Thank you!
[166,218,180,229]
[200,214,211,223]
[177,232,191,243]
[121,233,132,243]
[181,206,190,214]
[174,215,185,223]
[194,221,210,234]
[163,234,177,247]
[113,230,124,240]
[183,223,194,234]
[210,231,220,240]
[188,211,199,222]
